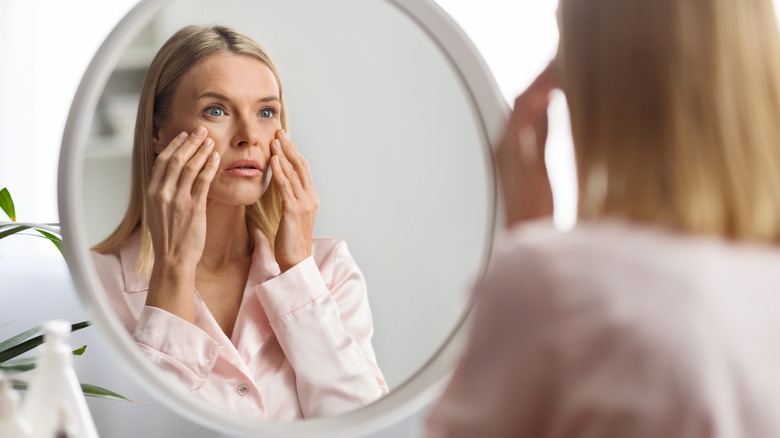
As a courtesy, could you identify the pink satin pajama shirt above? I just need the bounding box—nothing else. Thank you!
[427,219,780,437]
[92,229,388,420]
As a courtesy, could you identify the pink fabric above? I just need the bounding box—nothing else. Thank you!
[92,229,388,420]
[427,219,780,437]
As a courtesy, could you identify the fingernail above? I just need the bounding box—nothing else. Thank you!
[176,132,188,141]
[273,139,281,151]
[281,129,289,141]
[194,126,206,136]
[203,138,213,148]
[210,151,219,161]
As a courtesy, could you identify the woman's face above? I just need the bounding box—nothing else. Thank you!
[153,52,281,206]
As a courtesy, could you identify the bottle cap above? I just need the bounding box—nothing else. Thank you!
[41,320,72,355]
[42,320,71,341]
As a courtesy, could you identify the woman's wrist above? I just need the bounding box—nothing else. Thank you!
[146,261,197,322]
[152,255,197,276]
[277,254,309,273]
[502,164,554,226]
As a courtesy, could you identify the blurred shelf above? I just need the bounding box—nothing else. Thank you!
[115,46,157,71]
[85,136,133,160]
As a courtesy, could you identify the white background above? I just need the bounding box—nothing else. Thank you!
[0,1,569,437]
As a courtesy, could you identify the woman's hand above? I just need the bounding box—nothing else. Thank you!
[270,129,319,272]
[144,127,220,317]
[496,62,557,228]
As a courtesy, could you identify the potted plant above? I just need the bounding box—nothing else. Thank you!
[0,187,132,402]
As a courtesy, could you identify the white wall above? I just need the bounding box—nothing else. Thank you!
[0,1,567,437]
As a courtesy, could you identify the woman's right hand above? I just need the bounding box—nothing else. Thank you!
[144,126,220,317]
[496,62,557,228]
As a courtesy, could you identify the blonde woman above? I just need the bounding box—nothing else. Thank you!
[91,25,387,420]
[427,0,780,436]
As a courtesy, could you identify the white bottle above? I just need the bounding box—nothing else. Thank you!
[21,320,99,438]
[0,370,32,438]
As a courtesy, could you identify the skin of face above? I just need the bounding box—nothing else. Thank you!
[153,52,282,207]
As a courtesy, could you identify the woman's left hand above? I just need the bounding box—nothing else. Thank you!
[270,129,319,272]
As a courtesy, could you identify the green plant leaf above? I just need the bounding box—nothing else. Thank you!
[11,379,26,391]
[0,224,29,240]
[80,383,142,404]
[35,228,63,255]
[11,380,140,404]
[70,321,91,333]
[0,357,36,373]
[0,346,90,374]
[0,336,46,363]
[0,325,40,353]
[0,224,62,255]
[0,321,91,363]
[0,188,15,221]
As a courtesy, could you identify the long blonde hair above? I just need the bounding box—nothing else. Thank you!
[93,25,286,272]
[558,0,780,241]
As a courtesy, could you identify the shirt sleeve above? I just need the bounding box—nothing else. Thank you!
[91,249,224,393]
[133,306,223,392]
[91,250,138,329]
[254,240,388,418]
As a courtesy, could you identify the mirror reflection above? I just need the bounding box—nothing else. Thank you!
[81,0,492,421]
[91,23,388,420]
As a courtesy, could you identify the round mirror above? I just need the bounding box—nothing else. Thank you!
[59,0,506,436]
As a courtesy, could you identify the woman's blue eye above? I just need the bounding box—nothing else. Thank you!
[260,108,276,119]
[206,107,225,117]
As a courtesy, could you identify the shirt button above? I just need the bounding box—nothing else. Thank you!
[237,384,249,396]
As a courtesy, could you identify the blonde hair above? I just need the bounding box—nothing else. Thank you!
[93,25,286,272]
[558,0,780,241]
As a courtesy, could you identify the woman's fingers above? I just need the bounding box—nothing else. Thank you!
[512,65,556,130]
[495,61,558,226]
[272,139,307,199]
[269,130,318,272]
[149,131,188,191]
[191,151,221,205]
[505,62,558,162]
[276,130,315,190]
[177,137,216,192]
[270,154,297,205]
[154,127,211,193]
[147,125,218,228]
[270,130,318,200]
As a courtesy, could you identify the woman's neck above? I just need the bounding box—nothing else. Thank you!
[200,201,251,270]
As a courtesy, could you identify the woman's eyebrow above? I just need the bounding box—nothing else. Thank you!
[197,91,280,103]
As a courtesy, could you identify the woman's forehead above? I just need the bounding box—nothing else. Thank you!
[177,53,280,100]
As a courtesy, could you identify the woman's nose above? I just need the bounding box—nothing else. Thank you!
[232,114,262,148]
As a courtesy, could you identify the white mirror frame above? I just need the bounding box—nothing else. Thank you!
[58,0,507,436]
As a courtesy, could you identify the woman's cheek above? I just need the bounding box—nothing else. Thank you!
[205,127,230,153]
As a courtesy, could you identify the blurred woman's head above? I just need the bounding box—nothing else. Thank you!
[557,0,780,241]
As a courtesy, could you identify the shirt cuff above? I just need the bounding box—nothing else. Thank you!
[133,306,222,383]
[254,256,329,322]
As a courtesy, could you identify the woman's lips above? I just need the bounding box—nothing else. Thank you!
[225,159,263,178]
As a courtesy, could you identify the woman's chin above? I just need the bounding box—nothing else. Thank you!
[207,186,264,207]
